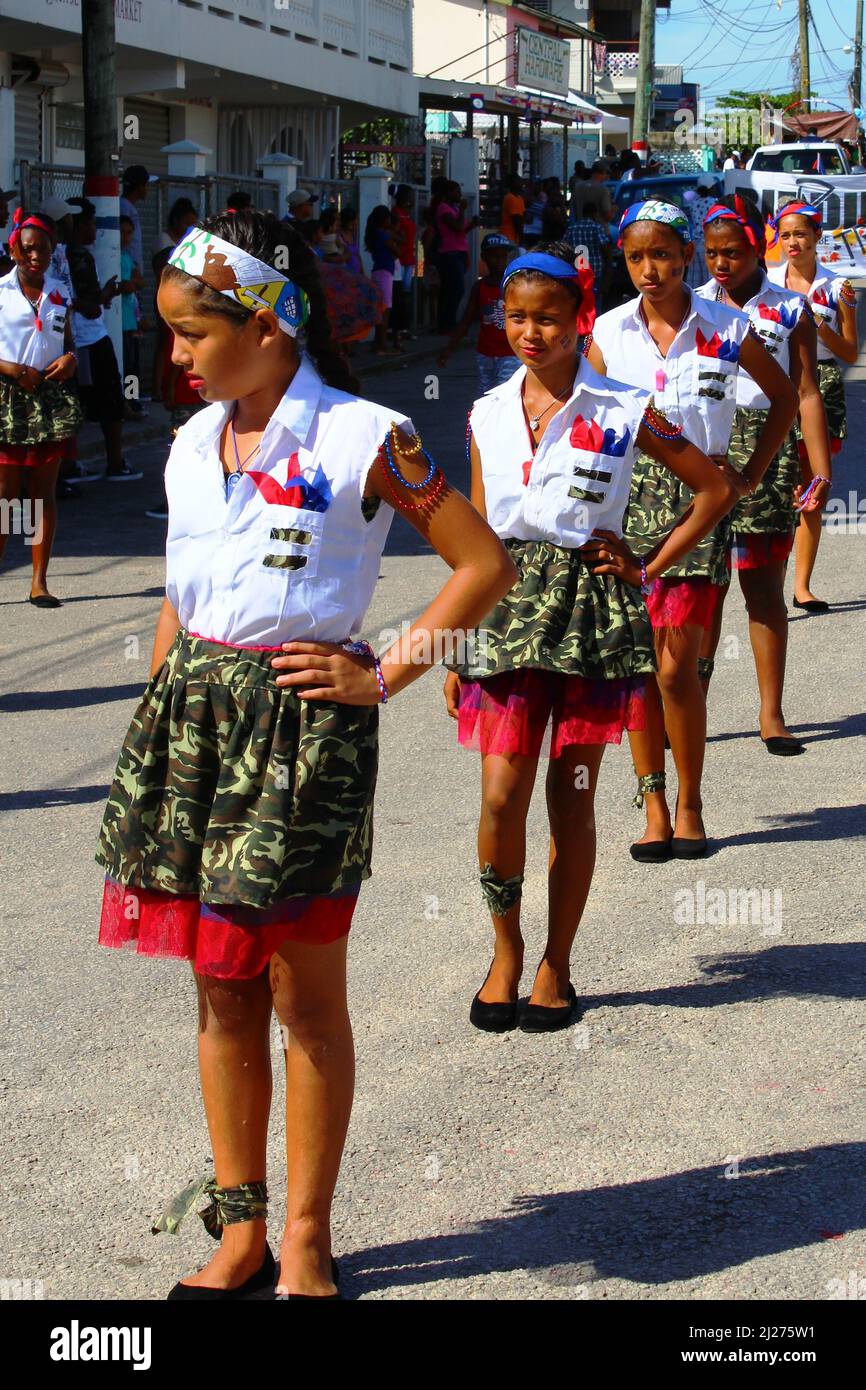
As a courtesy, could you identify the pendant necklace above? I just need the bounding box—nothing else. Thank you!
[225,414,262,498]
[524,384,571,433]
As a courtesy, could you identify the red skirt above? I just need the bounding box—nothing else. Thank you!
[730,530,794,571]
[457,668,646,758]
[98,876,359,980]
[0,439,74,468]
[645,576,723,632]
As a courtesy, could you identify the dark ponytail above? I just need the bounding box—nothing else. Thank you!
[161,209,360,395]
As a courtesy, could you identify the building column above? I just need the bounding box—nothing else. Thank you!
[258,153,301,220]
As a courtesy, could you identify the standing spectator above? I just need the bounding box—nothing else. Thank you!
[36,197,91,491]
[522,181,546,248]
[67,197,141,481]
[0,210,82,605]
[565,199,611,310]
[119,214,145,416]
[541,188,568,242]
[686,177,719,288]
[392,185,417,340]
[337,206,363,274]
[567,160,587,204]
[436,181,478,332]
[499,174,525,245]
[570,161,615,224]
[317,207,345,262]
[364,204,401,354]
[420,176,448,329]
[284,188,319,224]
[437,233,518,392]
[224,190,253,213]
[0,187,16,275]
[119,164,154,278]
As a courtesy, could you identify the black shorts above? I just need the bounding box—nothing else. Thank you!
[77,335,125,424]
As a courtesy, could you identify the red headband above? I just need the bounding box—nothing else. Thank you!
[8,208,56,249]
[702,194,766,257]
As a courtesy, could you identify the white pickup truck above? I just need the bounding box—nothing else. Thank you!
[746,143,857,176]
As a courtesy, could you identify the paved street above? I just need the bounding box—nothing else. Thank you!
[1,332,864,1302]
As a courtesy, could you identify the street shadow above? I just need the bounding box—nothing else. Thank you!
[789,597,866,622]
[342,1142,865,1296]
[0,683,144,713]
[711,803,866,848]
[0,783,109,813]
[0,587,164,605]
[707,712,866,745]
[586,942,866,1012]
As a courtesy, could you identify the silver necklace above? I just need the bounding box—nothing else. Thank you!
[524,385,571,432]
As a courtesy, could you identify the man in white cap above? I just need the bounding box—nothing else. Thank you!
[284,188,319,224]
[38,195,77,299]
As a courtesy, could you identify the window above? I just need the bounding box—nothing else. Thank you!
[54,103,85,152]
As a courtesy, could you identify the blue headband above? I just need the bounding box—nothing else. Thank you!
[501,251,581,288]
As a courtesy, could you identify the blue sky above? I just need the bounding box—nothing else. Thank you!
[655,0,857,109]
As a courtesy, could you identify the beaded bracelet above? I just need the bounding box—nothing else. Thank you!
[795,475,830,511]
[465,414,472,465]
[383,423,438,491]
[839,281,856,309]
[641,403,682,441]
[640,557,654,597]
[379,450,446,513]
[342,639,388,704]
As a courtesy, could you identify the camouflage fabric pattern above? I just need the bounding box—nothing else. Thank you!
[727,406,798,536]
[479,863,524,915]
[452,538,655,682]
[623,451,730,586]
[0,375,82,445]
[151,1175,268,1239]
[793,359,846,443]
[96,630,379,907]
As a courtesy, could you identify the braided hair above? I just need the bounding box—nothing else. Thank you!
[161,210,359,394]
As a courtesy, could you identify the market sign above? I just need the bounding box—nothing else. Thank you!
[516,27,570,99]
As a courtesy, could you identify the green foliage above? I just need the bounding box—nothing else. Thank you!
[714,89,812,113]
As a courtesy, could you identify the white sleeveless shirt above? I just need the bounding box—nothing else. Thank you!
[767,261,850,362]
[696,274,806,409]
[0,268,70,371]
[469,357,649,546]
[592,289,751,456]
[165,354,412,647]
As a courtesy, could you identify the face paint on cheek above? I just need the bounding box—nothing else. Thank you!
[560,334,571,347]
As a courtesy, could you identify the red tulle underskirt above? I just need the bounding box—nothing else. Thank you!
[98,877,358,980]
[0,439,75,468]
[645,577,723,632]
[730,530,795,571]
[797,438,842,462]
[457,668,646,758]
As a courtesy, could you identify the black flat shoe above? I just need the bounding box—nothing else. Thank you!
[762,735,805,756]
[470,990,518,1032]
[275,1256,341,1300]
[671,834,708,859]
[519,983,581,1034]
[792,598,829,613]
[167,1243,275,1300]
[28,594,61,608]
[630,838,673,863]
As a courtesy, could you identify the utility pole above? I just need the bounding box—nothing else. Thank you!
[798,0,811,112]
[633,0,656,161]
[81,0,122,368]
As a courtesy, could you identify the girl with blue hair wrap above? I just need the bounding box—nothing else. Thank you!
[589,201,797,860]
[767,201,859,612]
[444,241,734,1032]
[696,195,832,755]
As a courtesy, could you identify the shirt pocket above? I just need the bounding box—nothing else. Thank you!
[693,353,738,405]
[256,503,325,580]
[47,305,67,340]
[567,447,613,510]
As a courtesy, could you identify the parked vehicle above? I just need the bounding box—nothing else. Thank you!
[746,144,851,176]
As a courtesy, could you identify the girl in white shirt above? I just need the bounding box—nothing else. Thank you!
[767,201,859,612]
[443,242,734,1034]
[588,201,797,861]
[95,211,515,1300]
[696,196,832,755]
[0,210,80,605]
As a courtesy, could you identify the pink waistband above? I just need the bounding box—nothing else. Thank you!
[187,629,285,652]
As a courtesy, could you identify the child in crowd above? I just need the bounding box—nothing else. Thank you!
[437,232,518,392]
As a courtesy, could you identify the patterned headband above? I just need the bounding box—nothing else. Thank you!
[618,199,692,248]
[9,209,56,249]
[168,226,310,337]
[702,195,766,257]
[767,201,822,248]
[501,251,596,335]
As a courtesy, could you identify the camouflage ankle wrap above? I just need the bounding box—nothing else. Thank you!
[151,1174,268,1239]
[632,771,666,810]
[480,862,524,915]
[697,657,715,683]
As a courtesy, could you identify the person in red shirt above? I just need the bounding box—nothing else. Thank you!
[391,185,417,339]
[437,233,519,391]
[499,175,525,246]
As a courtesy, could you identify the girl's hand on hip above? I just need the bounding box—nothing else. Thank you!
[443,670,461,719]
[15,365,43,393]
[715,457,751,499]
[43,354,75,383]
[579,529,641,588]
[272,641,381,704]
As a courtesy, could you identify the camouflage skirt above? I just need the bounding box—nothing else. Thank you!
[727,407,799,537]
[623,450,730,587]
[794,359,846,445]
[453,537,655,683]
[95,629,379,911]
[0,374,82,447]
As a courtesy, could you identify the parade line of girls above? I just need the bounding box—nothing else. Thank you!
[93,198,852,1298]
